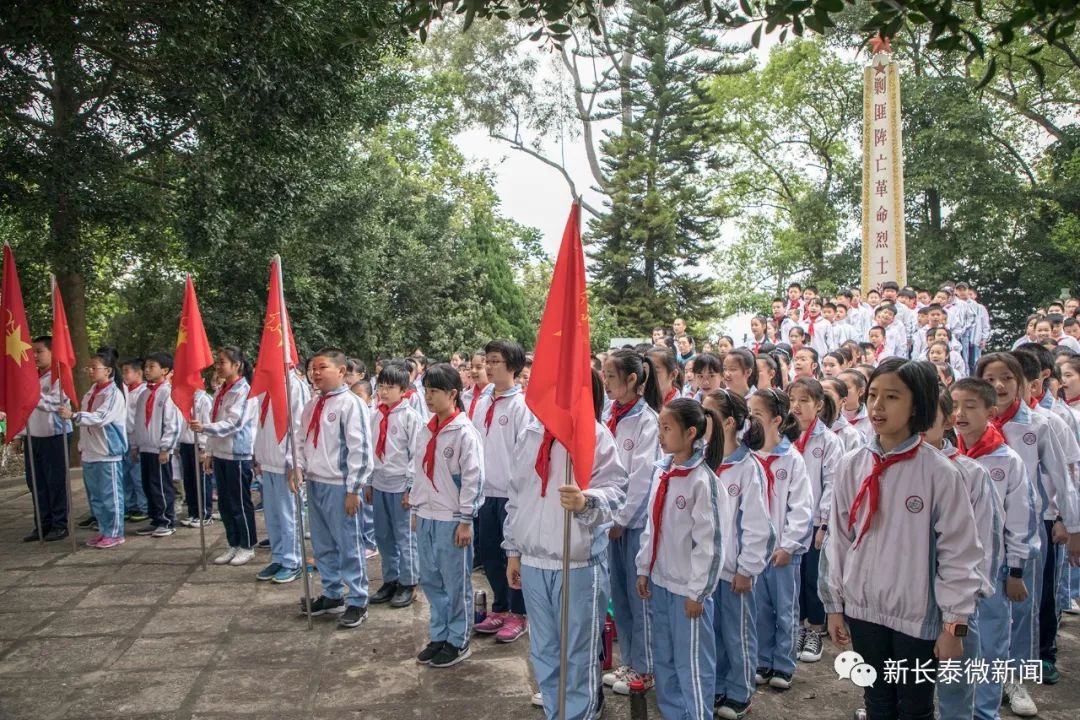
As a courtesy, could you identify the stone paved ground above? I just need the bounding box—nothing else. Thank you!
[0,473,1078,719]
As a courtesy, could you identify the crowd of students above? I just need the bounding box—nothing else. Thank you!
[12,280,1080,720]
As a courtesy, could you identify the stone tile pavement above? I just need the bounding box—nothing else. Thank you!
[0,473,1078,719]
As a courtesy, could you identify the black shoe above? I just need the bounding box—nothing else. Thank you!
[430,642,471,668]
[126,511,149,522]
[257,538,270,549]
[390,585,415,608]
[135,524,158,536]
[76,515,97,529]
[338,605,367,628]
[43,527,68,542]
[22,527,45,542]
[300,595,345,617]
[416,641,446,665]
[369,581,399,605]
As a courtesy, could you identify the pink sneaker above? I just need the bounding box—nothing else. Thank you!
[85,534,103,548]
[95,536,126,549]
[495,614,528,643]
[474,611,506,634]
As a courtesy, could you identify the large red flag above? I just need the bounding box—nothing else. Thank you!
[525,202,595,489]
[0,244,40,440]
[50,276,78,410]
[249,258,299,443]
[172,275,214,421]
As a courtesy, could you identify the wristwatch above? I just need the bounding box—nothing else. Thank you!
[1008,567,1024,579]
[944,622,968,637]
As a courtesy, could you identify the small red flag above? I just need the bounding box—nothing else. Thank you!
[525,202,596,489]
[50,276,78,410]
[249,258,299,443]
[172,275,214,421]
[0,244,41,440]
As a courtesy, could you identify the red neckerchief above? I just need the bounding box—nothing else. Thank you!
[212,377,238,422]
[127,381,143,393]
[648,464,694,574]
[991,398,1021,432]
[806,316,817,340]
[304,392,336,449]
[422,411,460,488]
[376,399,403,460]
[259,394,271,427]
[404,387,416,399]
[535,429,558,496]
[484,391,509,434]
[848,439,922,549]
[753,454,779,509]
[663,387,678,405]
[795,418,817,455]
[143,382,163,428]
[88,381,111,412]
[606,399,635,436]
[1066,394,1080,406]
[957,424,1006,460]
[467,383,490,420]
[1027,392,1045,409]
[874,344,885,361]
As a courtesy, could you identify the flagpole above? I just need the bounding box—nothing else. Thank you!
[558,453,572,720]
[24,435,45,544]
[194,432,207,570]
[275,255,313,630]
[51,276,77,554]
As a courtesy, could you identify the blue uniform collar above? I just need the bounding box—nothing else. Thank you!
[656,449,705,473]
[869,433,922,458]
[721,444,751,465]
[763,437,794,457]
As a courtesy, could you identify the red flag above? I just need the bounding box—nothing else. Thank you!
[50,276,78,410]
[249,258,299,443]
[0,244,40,440]
[525,202,596,489]
[172,275,214,421]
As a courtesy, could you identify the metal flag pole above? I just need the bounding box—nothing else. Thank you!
[51,276,77,554]
[194,432,207,570]
[275,255,313,630]
[24,434,45,544]
[558,452,573,720]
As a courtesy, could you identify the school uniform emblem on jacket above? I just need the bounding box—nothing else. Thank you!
[905,495,924,513]
[675,495,687,509]
[812,447,824,458]
[327,412,337,422]
[1023,432,1036,445]
[390,426,398,435]
[498,415,509,426]
[990,468,1005,481]
[776,468,788,481]
[727,483,740,497]
[622,439,634,451]
[443,447,454,458]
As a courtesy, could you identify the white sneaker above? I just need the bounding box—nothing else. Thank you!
[531,692,543,708]
[799,630,824,662]
[602,665,629,687]
[1005,682,1037,717]
[230,548,256,566]
[214,547,238,565]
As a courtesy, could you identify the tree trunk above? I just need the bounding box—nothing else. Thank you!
[927,187,942,236]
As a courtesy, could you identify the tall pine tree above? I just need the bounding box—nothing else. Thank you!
[585,0,751,331]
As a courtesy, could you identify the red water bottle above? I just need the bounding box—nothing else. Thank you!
[602,613,615,671]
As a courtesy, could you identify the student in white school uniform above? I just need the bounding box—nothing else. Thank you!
[411,363,484,666]
[925,387,1001,720]
[636,398,723,720]
[251,359,309,584]
[60,348,128,548]
[120,358,149,522]
[821,378,865,452]
[177,382,213,527]
[192,347,259,565]
[463,351,493,422]
[803,299,831,356]
[647,347,683,406]
[951,378,1039,720]
[786,378,845,664]
[471,340,531,642]
[365,363,422,606]
[746,388,813,693]
[506,369,628,720]
[722,348,757,399]
[700,390,773,720]
[289,348,374,629]
[600,349,662,695]
[402,356,430,423]
[130,351,181,537]
[875,305,909,359]
[837,370,874,444]
[821,359,982,720]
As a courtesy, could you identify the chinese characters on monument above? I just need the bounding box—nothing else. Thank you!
[862,37,907,290]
